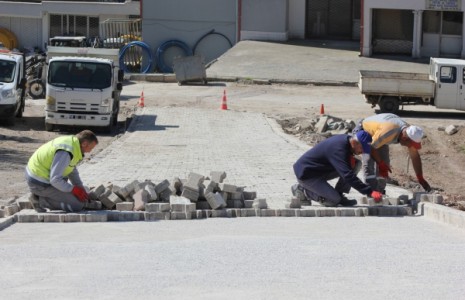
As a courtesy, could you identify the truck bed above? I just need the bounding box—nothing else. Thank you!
[359,70,435,98]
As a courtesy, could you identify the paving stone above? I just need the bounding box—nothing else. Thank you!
[155,179,171,194]
[133,189,149,211]
[259,209,280,217]
[252,198,268,209]
[146,203,171,212]
[116,202,135,211]
[225,209,240,218]
[4,204,20,216]
[185,172,205,189]
[196,201,211,210]
[280,209,300,217]
[89,184,106,200]
[17,198,33,210]
[318,208,337,217]
[243,191,257,200]
[229,191,244,201]
[204,180,218,193]
[181,187,199,202]
[355,207,369,217]
[205,192,226,210]
[85,201,103,210]
[107,211,144,222]
[0,209,4,218]
[240,208,257,217]
[377,206,398,216]
[284,197,301,209]
[16,213,42,223]
[388,197,400,205]
[432,194,444,204]
[191,210,206,219]
[114,186,130,199]
[397,206,413,216]
[170,211,192,220]
[171,203,196,212]
[64,213,82,222]
[170,196,192,204]
[144,212,171,221]
[358,196,368,205]
[299,209,317,217]
[244,199,254,208]
[218,183,238,193]
[211,209,228,218]
[144,184,158,202]
[210,171,226,183]
[43,213,65,222]
[0,216,15,231]
[338,208,356,217]
[84,212,108,222]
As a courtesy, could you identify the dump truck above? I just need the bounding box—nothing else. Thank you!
[0,49,27,125]
[45,40,123,132]
[359,58,465,113]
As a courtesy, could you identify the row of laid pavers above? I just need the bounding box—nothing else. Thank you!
[14,205,413,223]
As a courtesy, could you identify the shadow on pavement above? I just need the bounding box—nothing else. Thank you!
[127,114,179,132]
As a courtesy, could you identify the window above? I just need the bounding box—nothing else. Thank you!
[49,14,99,39]
[440,66,456,83]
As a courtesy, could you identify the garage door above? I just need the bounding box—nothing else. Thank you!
[306,0,353,39]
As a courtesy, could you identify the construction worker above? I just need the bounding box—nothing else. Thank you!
[292,130,383,206]
[353,113,431,192]
[25,130,98,212]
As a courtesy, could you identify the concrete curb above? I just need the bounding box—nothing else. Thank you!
[125,73,357,87]
[419,202,465,230]
[0,216,15,231]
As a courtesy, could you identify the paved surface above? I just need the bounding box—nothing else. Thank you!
[206,40,430,84]
[1,218,465,299]
[79,106,408,208]
[2,40,464,299]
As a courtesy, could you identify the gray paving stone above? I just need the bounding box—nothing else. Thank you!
[107,211,144,222]
[4,204,19,216]
[116,202,135,211]
[181,187,199,202]
[218,183,238,193]
[155,179,171,194]
[196,201,211,210]
[43,213,65,223]
[240,208,258,217]
[64,213,82,222]
[16,213,42,223]
[280,209,300,217]
[244,199,254,208]
[144,212,170,221]
[226,208,241,218]
[0,209,4,218]
[259,209,281,217]
[211,209,228,218]
[145,203,171,212]
[0,216,15,231]
[205,192,226,210]
[299,209,317,217]
[210,171,226,183]
[17,199,33,210]
[170,211,192,220]
[171,203,196,212]
[252,198,268,209]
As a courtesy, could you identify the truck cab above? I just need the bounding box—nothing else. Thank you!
[0,49,26,125]
[429,57,465,111]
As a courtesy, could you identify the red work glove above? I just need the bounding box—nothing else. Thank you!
[72,186,88,202]
[378,161,391,178]
[371,191,383,203]
[350,155,356,169]
[417,175,431,192]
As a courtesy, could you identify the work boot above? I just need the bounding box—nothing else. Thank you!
[339,195,357,207]
[291,184,307,202]
[28,193,46,213]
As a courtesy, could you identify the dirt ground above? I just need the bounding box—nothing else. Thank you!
[1,83,465,212]
[278,115,465,210]
[0,97,138,201]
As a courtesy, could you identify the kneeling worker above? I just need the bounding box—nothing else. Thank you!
[292,130,382,206]
[25,130,98,212]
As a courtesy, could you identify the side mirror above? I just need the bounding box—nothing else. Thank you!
[118,69,124,82]
[117,83,123,91]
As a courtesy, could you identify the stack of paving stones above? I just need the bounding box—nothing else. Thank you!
[1,173,449,225]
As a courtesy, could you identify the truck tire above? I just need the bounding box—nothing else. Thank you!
[28,79,45,99]
[379,97,399,114]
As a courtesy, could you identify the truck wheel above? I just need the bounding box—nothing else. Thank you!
[45,122,54,132]
[28,79,45,99]
[379,97,399,113]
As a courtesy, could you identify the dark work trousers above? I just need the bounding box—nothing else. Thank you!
[297,159,361,207]
[26,176,84,212]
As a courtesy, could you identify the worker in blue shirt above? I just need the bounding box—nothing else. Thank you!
[292,130,382,206]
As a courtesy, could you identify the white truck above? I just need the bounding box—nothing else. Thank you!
[359,58,465,113]
[0,49,26,125]
[45,44,123,132]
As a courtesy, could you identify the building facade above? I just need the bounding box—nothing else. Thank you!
[362,0,465,58]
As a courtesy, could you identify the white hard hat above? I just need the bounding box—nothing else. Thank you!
[406,125,423,143]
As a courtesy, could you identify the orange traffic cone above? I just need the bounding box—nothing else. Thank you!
[139,90,145,107]
[220,90,228,110]
[320,104,325,115]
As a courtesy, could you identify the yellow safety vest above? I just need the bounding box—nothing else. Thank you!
[27,135,83,182]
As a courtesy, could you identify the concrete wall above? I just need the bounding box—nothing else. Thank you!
[142,0,237,69]
[241,0,289,41]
